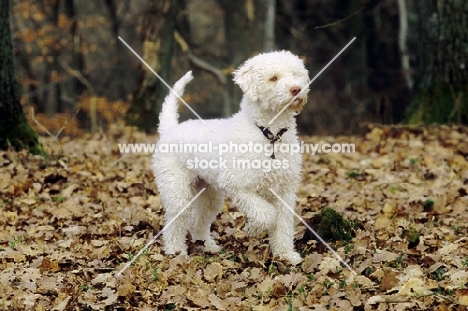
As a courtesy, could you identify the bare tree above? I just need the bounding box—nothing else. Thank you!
[218,0,265,66]
[128,0,182,131]
[0,0,43,154]
[218,0,265,114]
[264,0,276,51]
[104,0,127,99]
[60,0,81,106]
[41,0,61,118]
[397,0,413,90]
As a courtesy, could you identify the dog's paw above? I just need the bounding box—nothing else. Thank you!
[204,241,221,253]
[279,251,302,265]
[164,244,188,256]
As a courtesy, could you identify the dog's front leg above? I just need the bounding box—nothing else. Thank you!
[269,192,302,265]
[231,192,278,236]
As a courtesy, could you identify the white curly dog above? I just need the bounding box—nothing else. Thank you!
[152,51,310,264]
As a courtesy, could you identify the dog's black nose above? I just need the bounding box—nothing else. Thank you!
[290,86,301,96]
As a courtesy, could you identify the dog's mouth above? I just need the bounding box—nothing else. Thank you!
[290,97,303,106]
[282,97,300,105]
[286,97,305,111]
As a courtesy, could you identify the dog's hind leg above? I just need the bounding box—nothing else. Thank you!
[155,159,197,256]
[189,180,223,253]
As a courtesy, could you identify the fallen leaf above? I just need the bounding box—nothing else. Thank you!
[204,262,223,282]
[398,278,432,296]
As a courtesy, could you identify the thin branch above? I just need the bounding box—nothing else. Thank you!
[174,30,231,116]
[187,52,227,85]
[174,30,189,53]
[30,107,63,156]
[58,58,98,132]
[30,107,80,140]
[188,52,231,116]
[315,6,366,29]
[174,30,227,84]
[30,108,55,139]
[58,59,95,95]
[56,108,80,137]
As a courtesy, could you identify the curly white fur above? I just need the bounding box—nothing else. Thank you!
[152,51,310,264]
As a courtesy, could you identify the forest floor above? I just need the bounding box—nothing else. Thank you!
[1,124,468,310]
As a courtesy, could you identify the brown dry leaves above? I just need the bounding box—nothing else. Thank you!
[1,124,468,310]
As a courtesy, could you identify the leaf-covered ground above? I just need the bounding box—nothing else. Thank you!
[1,124,468,310]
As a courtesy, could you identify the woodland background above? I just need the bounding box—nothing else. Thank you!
[11,0,468,136]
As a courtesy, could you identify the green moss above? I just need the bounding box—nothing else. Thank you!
[430,266,447,282]
[0,114,45,156]
[347,170,361,179]
[402,228,420,248]
[314,207,363,243]
[406,82,468,125]
[423,199,435,211]
[0,112,47,156]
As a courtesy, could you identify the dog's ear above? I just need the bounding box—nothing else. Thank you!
[233,62,258,101]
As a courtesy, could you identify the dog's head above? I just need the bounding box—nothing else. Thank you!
[233,51,310,113]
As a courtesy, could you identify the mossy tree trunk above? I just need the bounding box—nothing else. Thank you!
[128,0,182,132]
[0,0,43,155]
[408,0,468,124]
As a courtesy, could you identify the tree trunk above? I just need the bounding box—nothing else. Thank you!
[42,0,61,118]
[343,0,369,125]
[264,0,276,51]
[408,0,468,124]
[219,0,264,66]
[59,0,79,108]
[0,0,43,154]
[128,0,182,131]
[397,0,413,90]
[218,0,265,112]
[420,0,467,87]
[104,0,127,99]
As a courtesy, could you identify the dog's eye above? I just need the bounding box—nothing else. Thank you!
[269,76,278,82]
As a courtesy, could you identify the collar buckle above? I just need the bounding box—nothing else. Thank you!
[256,124,288,159]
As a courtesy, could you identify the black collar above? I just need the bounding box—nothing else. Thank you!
[256,124,288,159]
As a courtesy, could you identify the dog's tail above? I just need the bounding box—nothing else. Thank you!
[158,71,193,135]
